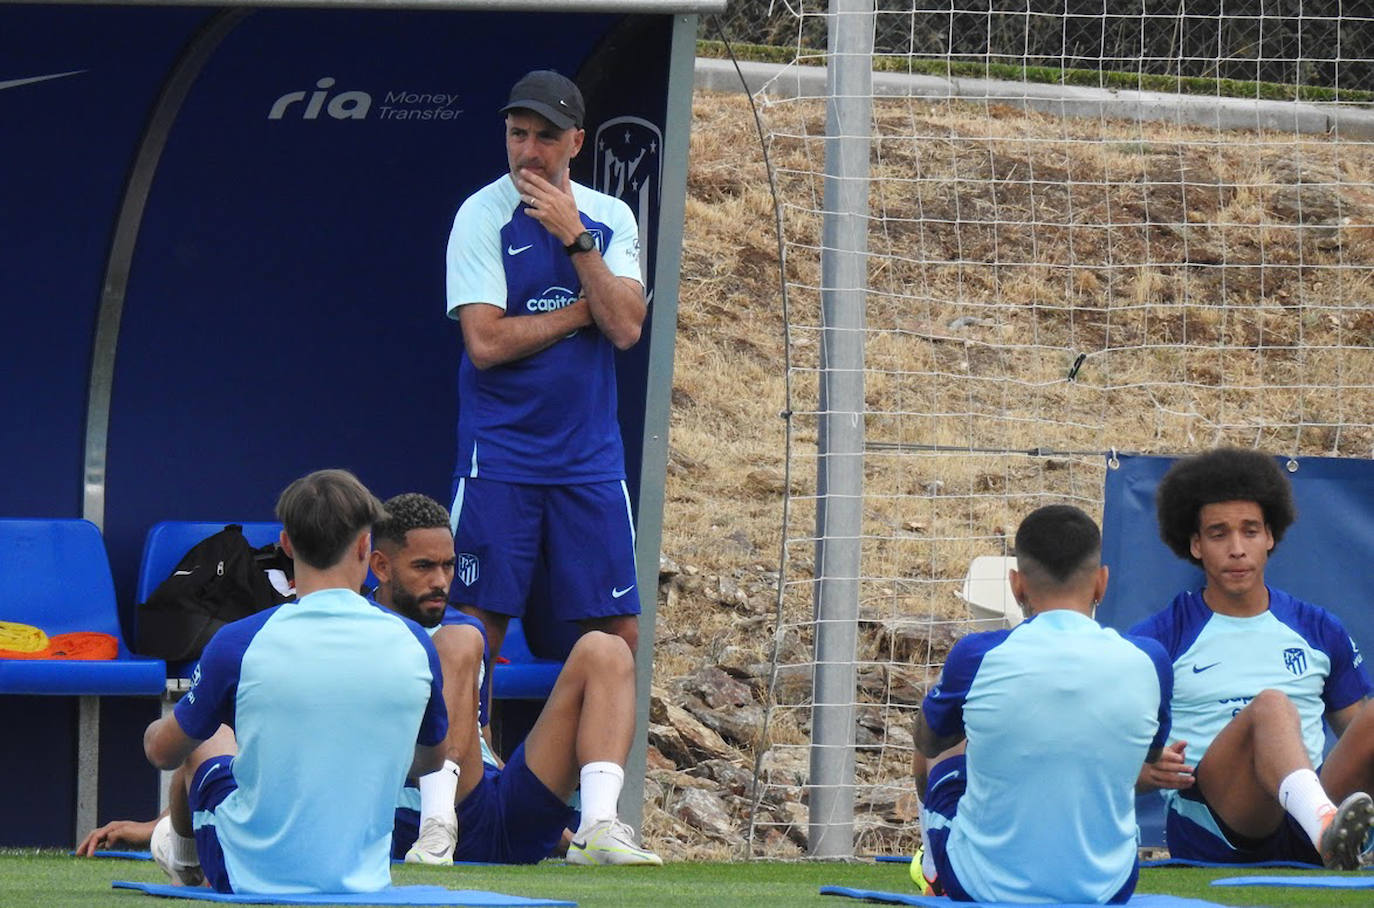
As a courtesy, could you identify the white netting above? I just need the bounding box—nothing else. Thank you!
[704,2,1374,857]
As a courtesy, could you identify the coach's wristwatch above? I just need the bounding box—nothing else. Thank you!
[565,231,595,255]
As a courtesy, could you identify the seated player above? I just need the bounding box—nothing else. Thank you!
[140,470,447,893]
[370,493,661,867]
[1131,447,1374,868]
[913,505,1171,904]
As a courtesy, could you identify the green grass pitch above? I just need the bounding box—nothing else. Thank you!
[2,851,1368,907]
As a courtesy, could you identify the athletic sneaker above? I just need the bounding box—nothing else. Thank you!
[1318,791,1374,870]
[149,815,204,887]
[909,845,942,896]
[404,815,457,865]
[566,818,663,866]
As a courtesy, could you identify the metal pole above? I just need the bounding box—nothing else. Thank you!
[809,0,872,859]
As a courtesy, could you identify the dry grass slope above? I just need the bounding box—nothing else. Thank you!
[646,85,1374,858]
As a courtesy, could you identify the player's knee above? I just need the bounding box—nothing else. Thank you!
[572,630,634,677]
[433,624,484,675]
[1247,688,1299,723]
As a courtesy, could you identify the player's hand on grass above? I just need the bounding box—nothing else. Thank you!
[1137,740,1195,793]
[76,817,159,856]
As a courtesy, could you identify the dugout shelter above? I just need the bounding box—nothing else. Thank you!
[0,0,722,847]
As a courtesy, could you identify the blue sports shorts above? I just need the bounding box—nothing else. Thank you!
[1166,783,1321,864]
[455,743,574,864]
[188,754,238,893]
[449,478,640,622]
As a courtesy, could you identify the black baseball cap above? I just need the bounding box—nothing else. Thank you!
[500,70,585,130]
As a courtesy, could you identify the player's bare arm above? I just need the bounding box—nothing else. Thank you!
[143,714,204,771]
[913,712,964,759]
[1135,739,1194,793]
[515,168,645,349]
[458,299,592,370]
[410,741,446,779]
[1326,698,1366,737]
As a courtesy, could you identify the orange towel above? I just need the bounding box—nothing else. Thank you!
[0,631,118,660]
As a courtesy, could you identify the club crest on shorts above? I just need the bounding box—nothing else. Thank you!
[456,553,479,587]
[1284,647,1307,676]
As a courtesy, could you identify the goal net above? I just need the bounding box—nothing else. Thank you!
[703,1,1374,858]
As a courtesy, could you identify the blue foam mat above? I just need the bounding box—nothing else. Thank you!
[1212,874,1374,889]
[1139,858,1324,869]
[111,881,575,905]
[820,886,1247,907]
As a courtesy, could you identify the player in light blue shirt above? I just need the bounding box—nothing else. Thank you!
[142,470,448,894]
[444,69,646,691]
[1131,447,1374,868]
[370,493,660,867]
[915,505,1172,904]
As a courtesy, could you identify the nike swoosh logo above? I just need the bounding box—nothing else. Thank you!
[1191,662,1222,673]
[172,570,194,577]
[0,70,87,92]
[611,585,635,599]
[506,243,533,255]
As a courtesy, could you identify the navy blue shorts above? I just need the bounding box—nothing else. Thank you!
[188,754,238,893]
[449,478,640,622]
[392,744,573,864]
[1166,784,1321,864]
[922,755,1137,904]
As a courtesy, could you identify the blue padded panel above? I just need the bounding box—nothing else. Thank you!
[493,618,562,701]
[0,518,165,695]
[820,887,1244,907]
[1212,875,1374,888]
[111,881,576,905]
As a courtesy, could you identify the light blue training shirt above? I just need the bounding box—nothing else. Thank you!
[1129,586,1372,835]
[175,587,447,894]
[923,609,1172,904]
[445,173,642,485]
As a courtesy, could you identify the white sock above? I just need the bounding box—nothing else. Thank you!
[577,761,625,832]
[170,826,199,867]
[1279,768,1335,846]
[418,760,460,825]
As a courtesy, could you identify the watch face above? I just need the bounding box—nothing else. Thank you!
[576,231,595,252]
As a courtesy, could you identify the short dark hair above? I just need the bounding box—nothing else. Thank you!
[1156,447,1296,565]
[374,493,450,549]
[275,469,386,570]
[1014,504,1101,586]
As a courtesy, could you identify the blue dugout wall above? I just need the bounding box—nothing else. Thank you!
[1,2,700,845]
[1098,453,1374,657]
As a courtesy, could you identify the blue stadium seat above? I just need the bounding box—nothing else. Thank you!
[0,517,167,844]
[135,520,286,680]
[0,518,165,695]
[494,616,563,700]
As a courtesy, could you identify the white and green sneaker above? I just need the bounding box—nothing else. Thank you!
[566,818,663,866]
[404,815,457,866]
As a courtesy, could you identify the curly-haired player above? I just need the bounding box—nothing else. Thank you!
[1132,447,1374,869]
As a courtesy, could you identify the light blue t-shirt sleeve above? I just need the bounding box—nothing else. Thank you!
[596,194,643,285]
[446,188,509,315]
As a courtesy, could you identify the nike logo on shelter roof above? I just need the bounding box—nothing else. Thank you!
[0,70,86,92]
